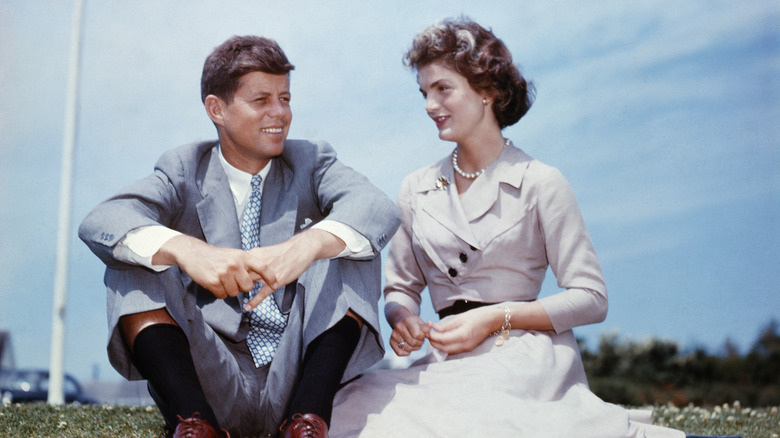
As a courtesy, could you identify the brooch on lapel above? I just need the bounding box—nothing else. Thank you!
[435,176,450,190]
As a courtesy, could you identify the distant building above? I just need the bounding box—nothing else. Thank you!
[0,331,14,370]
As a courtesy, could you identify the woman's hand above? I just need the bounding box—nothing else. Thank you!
[427,306,502,355]
[390,313,432,357]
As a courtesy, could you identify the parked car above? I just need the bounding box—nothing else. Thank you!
[0,369,96,404]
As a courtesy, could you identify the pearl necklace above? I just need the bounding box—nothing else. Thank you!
[452,138,509,179]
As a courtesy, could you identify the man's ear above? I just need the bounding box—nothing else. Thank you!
[204,95,225,126]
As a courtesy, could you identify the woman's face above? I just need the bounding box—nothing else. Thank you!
[417,62,496,145]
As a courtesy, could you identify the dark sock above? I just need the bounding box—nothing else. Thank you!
[131,324,220,431]
[287,316,361,425]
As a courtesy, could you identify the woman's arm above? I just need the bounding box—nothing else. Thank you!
[384,174,432,356]
[427,301,553,354]
[534,166,608,333]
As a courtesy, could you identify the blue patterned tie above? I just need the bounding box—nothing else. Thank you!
[241,174,287,367]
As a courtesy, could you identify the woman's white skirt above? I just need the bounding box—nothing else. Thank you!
[330,329,684,438]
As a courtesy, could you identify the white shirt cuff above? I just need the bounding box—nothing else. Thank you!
[112,226,182,272]
[311,220,373,258]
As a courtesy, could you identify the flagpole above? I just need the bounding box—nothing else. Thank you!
[48,0,84,405]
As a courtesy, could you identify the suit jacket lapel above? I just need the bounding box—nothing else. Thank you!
[466,145,533,246]
[418,145,533,250]
[196,147,242,249]
[460,145,531,221]
[417,160,480,249]
[194,147,244,338]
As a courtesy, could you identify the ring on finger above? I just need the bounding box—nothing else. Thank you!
[398,340,406,349]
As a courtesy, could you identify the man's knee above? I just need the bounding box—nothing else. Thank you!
[119,308,178,352]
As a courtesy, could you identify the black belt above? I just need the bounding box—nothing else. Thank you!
[437,300,494,319]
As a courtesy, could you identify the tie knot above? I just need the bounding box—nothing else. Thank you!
[250,174,262,190]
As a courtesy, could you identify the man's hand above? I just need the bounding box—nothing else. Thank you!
[153,229,345,308]
[243,228,345,311]
[152,234,266,299]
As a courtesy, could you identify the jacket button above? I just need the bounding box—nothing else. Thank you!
[448,268,458,277]
[459,252,468,263]
[469,245,477,251]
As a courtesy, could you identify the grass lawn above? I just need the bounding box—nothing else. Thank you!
[1,401,777,437]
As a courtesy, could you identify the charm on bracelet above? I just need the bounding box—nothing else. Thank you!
[492,306,511,346]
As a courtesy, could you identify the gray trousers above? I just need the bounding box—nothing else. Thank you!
[103,258,383,437]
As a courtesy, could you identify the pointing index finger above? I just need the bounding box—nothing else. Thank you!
[243,282,276,312]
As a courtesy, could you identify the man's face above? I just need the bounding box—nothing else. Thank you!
[212,71,292,173]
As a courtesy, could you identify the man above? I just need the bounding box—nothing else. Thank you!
[79,35,399,438]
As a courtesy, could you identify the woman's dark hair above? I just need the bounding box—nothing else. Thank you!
[404,17,535,128]
[201,35,295,103]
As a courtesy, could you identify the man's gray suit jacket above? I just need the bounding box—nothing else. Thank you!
[79,139,399,408]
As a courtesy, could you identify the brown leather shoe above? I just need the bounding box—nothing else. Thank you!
[173,413,230,438]
[279,413,329,438]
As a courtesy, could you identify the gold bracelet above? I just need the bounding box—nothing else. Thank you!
[491,306,511,346]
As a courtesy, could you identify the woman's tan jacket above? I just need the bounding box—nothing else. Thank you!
[384,144,608,333]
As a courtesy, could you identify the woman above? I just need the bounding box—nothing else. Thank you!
[330,18,733,438]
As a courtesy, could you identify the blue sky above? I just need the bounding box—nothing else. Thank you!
[1,0,778,383]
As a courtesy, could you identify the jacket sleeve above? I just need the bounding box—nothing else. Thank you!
[78,148,187,268]
[383,173,428,317]
[305,140,400,257]
[534,166,608,333]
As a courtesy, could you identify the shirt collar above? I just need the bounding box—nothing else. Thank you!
[217,144,273,208]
